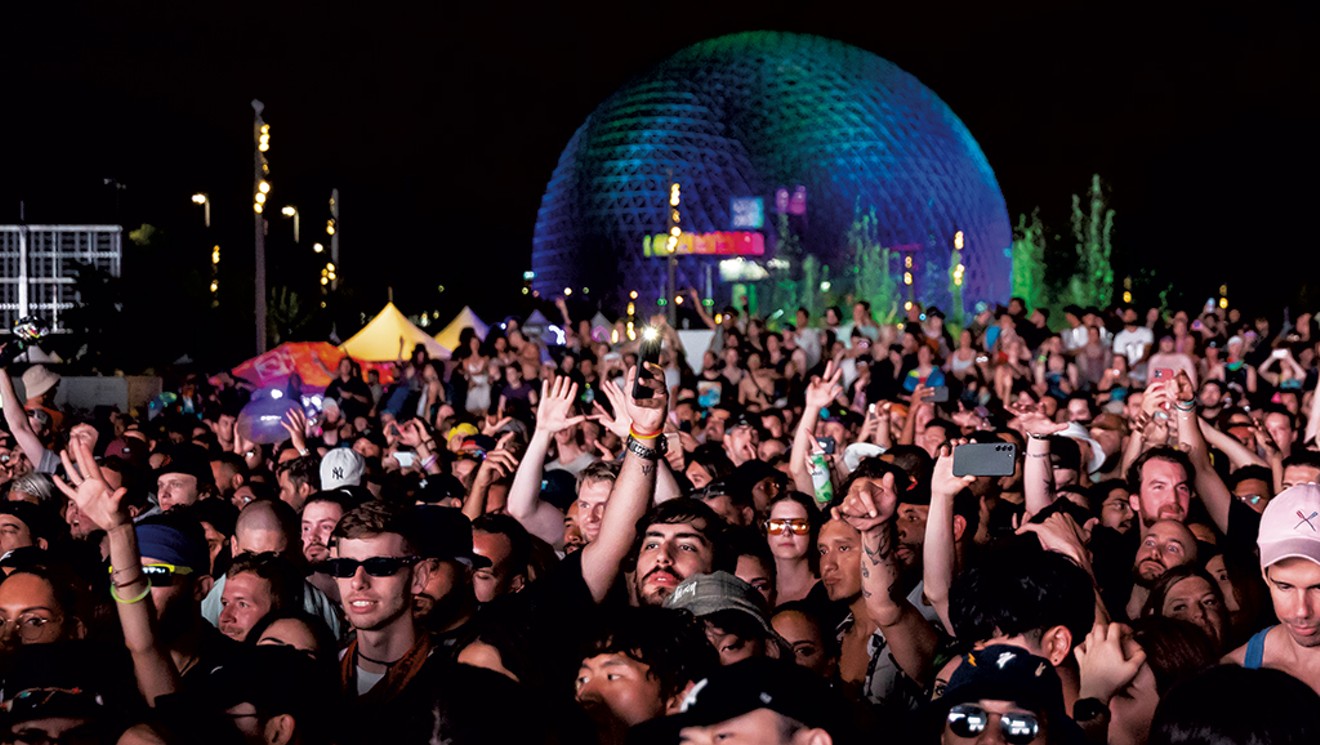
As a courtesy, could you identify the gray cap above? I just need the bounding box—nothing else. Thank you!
[663,570,777,640]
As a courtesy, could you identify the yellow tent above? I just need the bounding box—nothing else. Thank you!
[433,306,490,353]
[339,302,449,361]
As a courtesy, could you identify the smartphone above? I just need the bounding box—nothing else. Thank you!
[924,386,949,403]
[1272,348,1288,359]
[816,436,837,455]
[952,442,1017,477]
[1152,368,1174,382]
[633,327,662,399]
[394,450,416,468]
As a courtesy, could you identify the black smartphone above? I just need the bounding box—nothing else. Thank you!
[816,436,836,455]
[633,328,663,399]
[952,442,1017,477]
[924,386,949,403]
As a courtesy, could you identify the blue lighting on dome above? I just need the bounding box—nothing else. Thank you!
[532,31,1012,315]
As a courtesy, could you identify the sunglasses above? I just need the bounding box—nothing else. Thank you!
[108,563,194,587]
[765,518,811,536]
[946,703,1040,745]
[316,556,421,578]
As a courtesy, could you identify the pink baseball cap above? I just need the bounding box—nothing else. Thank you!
[1258,483,1320,569]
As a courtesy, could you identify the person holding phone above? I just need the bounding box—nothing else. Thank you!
[1147,335,1199,388]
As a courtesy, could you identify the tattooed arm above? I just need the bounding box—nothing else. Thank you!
[1014,405,1067,520]
[837,472,939,687]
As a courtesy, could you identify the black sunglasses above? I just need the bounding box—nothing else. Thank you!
[947,703,1040,745]
[316,556,421,578]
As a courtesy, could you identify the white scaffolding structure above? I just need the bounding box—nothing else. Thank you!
[0,225,122,333]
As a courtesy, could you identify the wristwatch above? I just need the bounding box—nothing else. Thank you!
[626,434,667,461]
[1072,696,1109,723]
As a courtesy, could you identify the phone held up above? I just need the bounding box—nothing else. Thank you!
[632,327,663,400]
[952,442,1017,477]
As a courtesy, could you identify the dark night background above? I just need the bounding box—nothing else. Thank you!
[1,2,1316,369]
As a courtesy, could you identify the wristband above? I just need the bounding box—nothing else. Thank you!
[111,583,151,605]
[1027,432,1052,440]
[629,425,661,440]
[421,455,438,470]
[1174,400,1195,412]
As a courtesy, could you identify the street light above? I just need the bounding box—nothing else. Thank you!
[191,193,210,227]
[281,205,300,243]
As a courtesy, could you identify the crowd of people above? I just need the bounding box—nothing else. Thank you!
[0,293,1319,744]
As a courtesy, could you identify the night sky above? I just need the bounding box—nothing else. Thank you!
[3,2,1316,351]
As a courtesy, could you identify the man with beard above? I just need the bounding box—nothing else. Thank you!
[1125,448,1194,529]
[630,499,733,608]
[1227,484,1320,693]
[409,505,486,648]
[1124,518,1198,620]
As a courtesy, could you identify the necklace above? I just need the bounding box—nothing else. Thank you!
[356,648,400,667]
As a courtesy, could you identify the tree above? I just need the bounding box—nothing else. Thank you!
[1011,209,1047,312]
[1066,174,1116,309]
[848,203,897,323]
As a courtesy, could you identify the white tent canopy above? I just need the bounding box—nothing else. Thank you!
[433,306,490,353]
[339,302,448,361]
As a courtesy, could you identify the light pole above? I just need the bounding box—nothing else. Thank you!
[281,205,299,244]
[191,193,210,228]
[253,99,270,354]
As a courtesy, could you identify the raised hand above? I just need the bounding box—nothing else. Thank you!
[1075,622,1146,703]
[535,376,587,435]
[69,423,99,453]
[1173,370,1196,404]
[832,470,898,534]
[590,377,632,439]
[1009,402,1069,438]
[280,406,309,454]
[931,441,977,499]
[1015,512,1094,573]
[398,419,427,448]
[805,360,843,411]
[1142,382,1173,417]
[624,364,668,435]
[481,416,514,438]
[54,438,129,531]
[473,435,520,486]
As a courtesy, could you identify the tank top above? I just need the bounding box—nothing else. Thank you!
[1244,625,1274,669]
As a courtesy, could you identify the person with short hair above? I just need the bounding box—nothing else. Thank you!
[1226,484,1320,694]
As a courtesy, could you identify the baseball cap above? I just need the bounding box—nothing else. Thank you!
[653,657,848,734]
[135,518,209,575]
[663,571,776,640]
[320,448,365,490]
[154,444,215,487]
[446,423,479,443]
[411,506,490,568]
[941,645,1065,713]
[1258,483,1320,569]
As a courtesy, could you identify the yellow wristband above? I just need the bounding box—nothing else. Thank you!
[111,583,151,605]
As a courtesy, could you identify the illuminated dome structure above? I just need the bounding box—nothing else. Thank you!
[532,31,1012,316]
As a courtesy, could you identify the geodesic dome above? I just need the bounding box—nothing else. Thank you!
[532,31,1012,315]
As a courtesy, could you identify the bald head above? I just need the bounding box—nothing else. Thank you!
[233,499,298,559]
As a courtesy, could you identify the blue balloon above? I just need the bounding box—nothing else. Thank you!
[237,390,298,445]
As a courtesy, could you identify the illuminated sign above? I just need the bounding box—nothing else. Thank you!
[643,231,765,257]
[730,197,765,229]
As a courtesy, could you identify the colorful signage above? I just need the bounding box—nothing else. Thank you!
[643,231,765,257]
